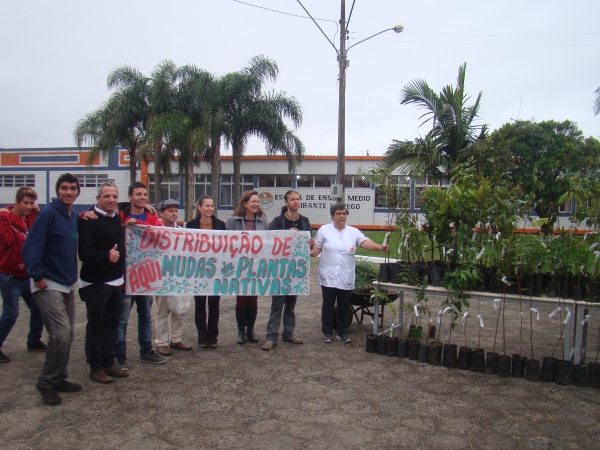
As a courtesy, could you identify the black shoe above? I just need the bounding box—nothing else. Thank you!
[0,349,10,363]
[237,329,247,345]
[246,328,258,343]
[27,340,47,352]
[55,380,82,393]
[36,385,61,406]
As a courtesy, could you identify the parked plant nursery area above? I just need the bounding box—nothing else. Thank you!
[355,162,600,389]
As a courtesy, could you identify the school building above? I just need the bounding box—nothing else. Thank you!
[0,146,575,229]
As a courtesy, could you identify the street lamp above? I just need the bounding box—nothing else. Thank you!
[297,0,403,201]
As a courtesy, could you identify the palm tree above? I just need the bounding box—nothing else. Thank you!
[74,61,179,202]
[381,63,487,182]
[74,69,148,184]
[174,65,218,219]
[221,55,304,201]
[594,86,600,116]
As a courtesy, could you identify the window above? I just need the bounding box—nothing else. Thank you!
[258,175,275,188]
[375,175,411,208]
[345,175,370,188]
[559,199,572,214]
[194,174,212,200]
[147,175,180,205]
[258,174,292,188]
[0,174,35,187]
[220,175,254,206]
[276,175,292,187]
[76,174,110,188]
[314,175,331,188]
[295,175,331,188]
[296,175,312,188]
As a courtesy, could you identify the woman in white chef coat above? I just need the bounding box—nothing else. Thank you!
[310,203,389,344]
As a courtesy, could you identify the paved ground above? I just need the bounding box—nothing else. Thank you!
[1,258,600,449]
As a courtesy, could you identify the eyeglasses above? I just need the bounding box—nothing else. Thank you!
[334,212,348,216]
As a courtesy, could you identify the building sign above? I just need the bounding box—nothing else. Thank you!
[125,226,311,296]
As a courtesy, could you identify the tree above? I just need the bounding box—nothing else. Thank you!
[490,119,592,233]
[594,86,600,116]
[74,69,148,185]
[221,55,304,201]
[381,63,487,182]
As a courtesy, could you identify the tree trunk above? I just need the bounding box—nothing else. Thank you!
[232,137,243,204]
[184,158,194,221]
[128,148,137,185]
[210,135,221,215]
[154,141,163,207]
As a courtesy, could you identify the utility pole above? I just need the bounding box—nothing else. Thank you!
[336,0,347,203]
[295,0,403,203]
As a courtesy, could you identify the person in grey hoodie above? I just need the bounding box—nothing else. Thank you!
[23,173,82,406]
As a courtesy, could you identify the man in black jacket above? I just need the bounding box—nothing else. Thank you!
[262,190,315,351]
[78,182,129,384]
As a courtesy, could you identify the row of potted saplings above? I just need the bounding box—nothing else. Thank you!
[365,298,600,389]
[378,261,600,302]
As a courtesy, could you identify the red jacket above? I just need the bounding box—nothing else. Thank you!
[0,206,38,277]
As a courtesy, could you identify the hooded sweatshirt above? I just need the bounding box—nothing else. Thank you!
[0,206,38,277]
[23,198,78,285]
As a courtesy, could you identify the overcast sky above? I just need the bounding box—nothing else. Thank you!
[1,0,598,157]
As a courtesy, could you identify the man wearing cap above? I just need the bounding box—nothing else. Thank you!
[154,199,192,356]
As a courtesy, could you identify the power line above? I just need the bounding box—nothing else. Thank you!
[231,0,337,24]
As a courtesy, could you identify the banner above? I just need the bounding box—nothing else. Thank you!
[125,225,311,296]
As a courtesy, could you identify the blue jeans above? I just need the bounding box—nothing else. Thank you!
[0,273,44,347]
[114,295,153,358]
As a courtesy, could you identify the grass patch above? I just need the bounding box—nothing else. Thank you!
[357,231,402,258]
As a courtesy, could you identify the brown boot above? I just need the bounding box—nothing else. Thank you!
[89,369,113,384]
[104,364,129,378]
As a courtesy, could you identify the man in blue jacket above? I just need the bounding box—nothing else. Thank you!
[23,173,82,406]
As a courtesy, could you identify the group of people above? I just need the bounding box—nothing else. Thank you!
[0,173,389,406]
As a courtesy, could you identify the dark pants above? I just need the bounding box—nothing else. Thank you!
[33,289,75,389]
[79,284,123,371]
[194,296,220,344]
[235,296,258,331]
[0,273,44,347]
[321,286,352,338]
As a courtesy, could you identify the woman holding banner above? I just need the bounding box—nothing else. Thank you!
[226,190,267,345]
[186,195,226,349]
[310,203,389,344]
[262,190,315,351]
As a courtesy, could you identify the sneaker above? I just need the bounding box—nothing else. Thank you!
[36,385,61,406]
[27,340,47,352]
[336,335,352,344]
[323,335,332,344]
[282,336,303,344]
[140,350,167,364]
[261,340,277,351]
[55,380,82,392]
[0,349,10,363]
[115,357,128,371]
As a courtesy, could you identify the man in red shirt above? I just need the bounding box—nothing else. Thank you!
[0,187,46,363]
[114,182,165,370]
